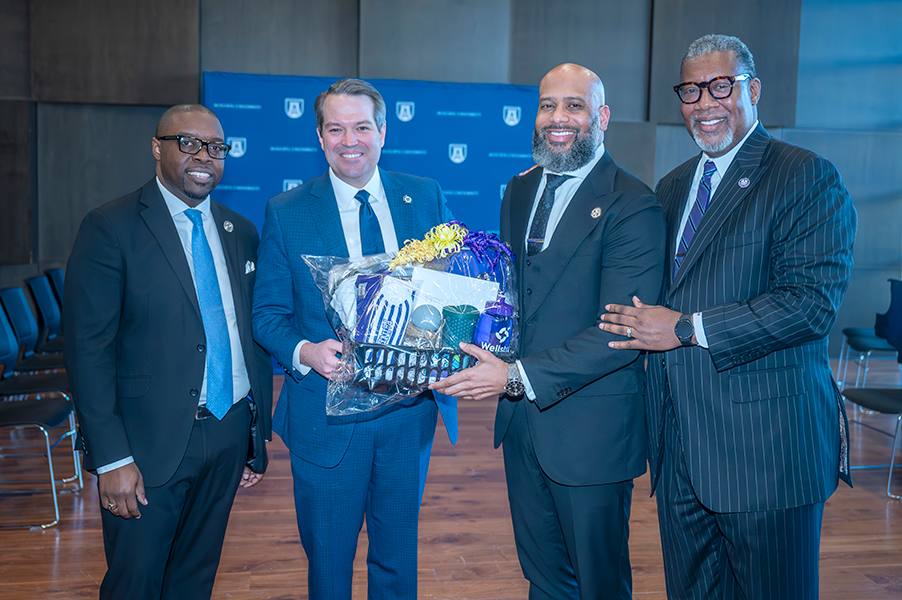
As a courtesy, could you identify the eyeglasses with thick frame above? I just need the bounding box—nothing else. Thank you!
[157,135,231,159]
[673,74,753,105]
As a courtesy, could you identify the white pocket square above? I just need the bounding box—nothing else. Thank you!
[245,260,255,274]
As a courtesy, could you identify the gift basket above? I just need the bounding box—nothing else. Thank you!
[303,221,518,415]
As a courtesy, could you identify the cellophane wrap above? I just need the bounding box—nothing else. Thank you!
[302,222,518,416]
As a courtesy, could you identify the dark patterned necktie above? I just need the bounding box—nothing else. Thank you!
[356,189,385,256]
[527,174,571,256]
[673,160,717,278]
[185,209,232,420]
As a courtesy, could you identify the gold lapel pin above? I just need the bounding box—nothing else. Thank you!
[591,207,602,219]
[223,220,234,232]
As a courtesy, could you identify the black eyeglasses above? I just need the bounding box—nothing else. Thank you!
[673,74,752,104]
[158,135,231,159]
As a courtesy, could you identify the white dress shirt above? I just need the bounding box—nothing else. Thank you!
[518,143,606,401]
[676,121,759,347]
[292,169,399,374]
[96,179,250,473]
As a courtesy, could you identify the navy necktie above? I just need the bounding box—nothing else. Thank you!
[185,209,233,420]
[674,160,717,278]
[356,189,385,256]
[527,174,571,256]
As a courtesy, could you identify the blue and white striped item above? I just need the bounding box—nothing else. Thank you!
[355,275,417,346]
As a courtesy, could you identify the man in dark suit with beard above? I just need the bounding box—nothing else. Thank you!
[65,104,272,600]
[433,63,665,599]
[601,35,856,599]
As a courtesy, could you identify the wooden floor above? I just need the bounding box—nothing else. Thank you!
[1,359,901,599]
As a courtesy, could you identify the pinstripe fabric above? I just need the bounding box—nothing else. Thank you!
[647,124,855,597]
[658,398,823,599]
[252,168,455,598]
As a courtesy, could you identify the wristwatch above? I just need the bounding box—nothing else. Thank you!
[504,362,525,397]
[674,314,695,347]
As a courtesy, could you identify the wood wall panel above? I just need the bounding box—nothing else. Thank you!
[649,0,802,127]
[31,0,200,105]
[201,0,359,78]
[360,0,511,84]
[0,0,31,100]
[509,0,651,122]
[0,101,33,265]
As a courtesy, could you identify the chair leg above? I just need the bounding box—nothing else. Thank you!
[836,337,849,387]
[888,414,902,501]
[841,342,853,391]
[0,424,61,531]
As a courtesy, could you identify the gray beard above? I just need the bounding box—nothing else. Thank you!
[691,124,734,155]
[532,118,600,173]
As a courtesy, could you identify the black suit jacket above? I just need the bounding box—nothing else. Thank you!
[64,179,273,486]
[647,124,856,513]
[494,152,666,485]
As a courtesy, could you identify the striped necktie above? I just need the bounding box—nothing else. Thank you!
[356,189,385,256]
[673,160,716,278]
[185,209,233,420]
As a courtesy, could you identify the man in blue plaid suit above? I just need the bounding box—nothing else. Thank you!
[252,78,456,600]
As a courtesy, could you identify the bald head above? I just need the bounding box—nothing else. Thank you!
[155,104,218,138]
[540,63,605,112]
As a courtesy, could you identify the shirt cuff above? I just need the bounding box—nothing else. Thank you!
[292,340,312,375]
[96,456,135,474]
[516,359,537,402]
[693,312,709,348]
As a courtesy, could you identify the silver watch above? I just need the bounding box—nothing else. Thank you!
[504,362,525,397]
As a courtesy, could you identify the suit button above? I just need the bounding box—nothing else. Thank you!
[526,288,532,295]
[661,358,666,367]
[526,259,531,267]
[197,344,205,352]
[190,389,199,397]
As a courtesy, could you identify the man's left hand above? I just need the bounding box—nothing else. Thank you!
[239,467,264,488]
[429,343,506,402]
[599,296,683,351]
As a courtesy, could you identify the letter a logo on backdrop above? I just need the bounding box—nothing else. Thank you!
[227,137,247,158]
[449,143,468,164]
[284,98,304,119]
[503,106,521,126]
[396,101,415,122]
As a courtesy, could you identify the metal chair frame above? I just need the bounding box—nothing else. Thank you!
[0,394,82,530]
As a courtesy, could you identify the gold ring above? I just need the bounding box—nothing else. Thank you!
[107,503,118,511]
[626,327,632,338]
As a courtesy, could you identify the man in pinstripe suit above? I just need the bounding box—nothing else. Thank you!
[601,35,856,598]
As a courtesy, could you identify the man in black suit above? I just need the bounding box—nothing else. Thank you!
[601,35,856,598]
[64,104,273,600]
[433,63,665,599]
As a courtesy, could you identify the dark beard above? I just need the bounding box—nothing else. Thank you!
[532,116,600,173]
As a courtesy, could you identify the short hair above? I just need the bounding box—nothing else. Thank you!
[681,34,757,78]
[314,78,387,132]
[155,104,218,137]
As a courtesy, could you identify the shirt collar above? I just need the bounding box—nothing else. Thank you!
[542,142,606,182]
[156,177,212,219]
[702,120,759,175]
[329,168,385,211]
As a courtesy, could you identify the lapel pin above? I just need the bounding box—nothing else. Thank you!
[402,195,412,204]
[738,178,750,188]
[223,220,234,233]
[591,207,602,219]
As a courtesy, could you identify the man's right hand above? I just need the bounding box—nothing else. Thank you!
[298,339,343,378]
[98,462,147,519]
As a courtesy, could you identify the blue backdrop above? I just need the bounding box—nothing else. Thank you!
[202,72,539,235]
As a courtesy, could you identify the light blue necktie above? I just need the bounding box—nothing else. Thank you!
[185,209,233,420]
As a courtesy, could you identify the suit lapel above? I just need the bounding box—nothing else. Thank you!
[671,124,771,291]
[381,168,420,243]
[138,181,201,319]
[307,175,350,257]
[523,154,620,320]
